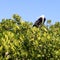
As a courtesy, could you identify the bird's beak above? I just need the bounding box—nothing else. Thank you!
[42,18,44,24]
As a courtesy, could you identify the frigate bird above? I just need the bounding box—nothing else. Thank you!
[33,15,46,27]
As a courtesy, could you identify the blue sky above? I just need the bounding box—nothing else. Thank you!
[0,0,60,24]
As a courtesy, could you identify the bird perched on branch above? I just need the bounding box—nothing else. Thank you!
[33,15,46,27]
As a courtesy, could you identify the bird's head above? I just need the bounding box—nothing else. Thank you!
[40,15,46,24]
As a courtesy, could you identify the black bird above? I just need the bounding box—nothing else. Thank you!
[33,15,46,27]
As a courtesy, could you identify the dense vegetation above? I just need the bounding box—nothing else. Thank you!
[0,14,60,60]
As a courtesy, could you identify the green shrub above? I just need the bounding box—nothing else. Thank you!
[0,14,60,60]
